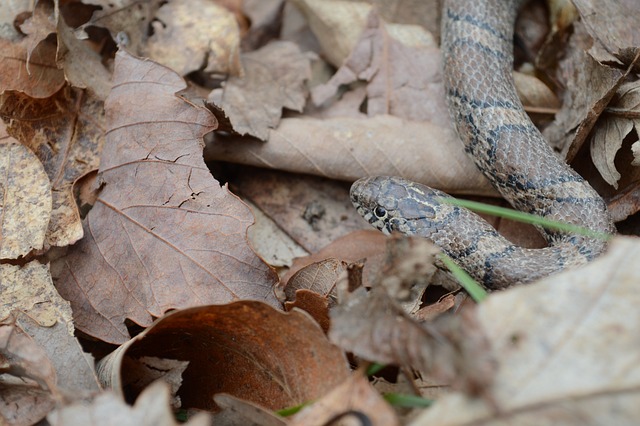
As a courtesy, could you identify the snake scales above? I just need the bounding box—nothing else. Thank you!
[350,0,615,289]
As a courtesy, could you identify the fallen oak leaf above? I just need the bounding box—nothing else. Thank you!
[52,50,280,344]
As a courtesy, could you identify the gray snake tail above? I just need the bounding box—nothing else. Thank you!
[350,0,614,289]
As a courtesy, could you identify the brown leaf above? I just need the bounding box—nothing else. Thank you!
[542,22,626,159]
[590,81,640,188]
[79,0,164,55]
[1,87,104,248]
[208,40,311,140]
[411,237,640,424]
[96,302,350,412]
[0,323,59,425]
[56,18,112,100]
[290,373,400,426]
[572,0,640,64]
[227,166,370,253]
[205,116,496,197]
[142,0,242,76]
[52,51,279,344]
[0,124,51,259]
[311,11,448,124]
[0,37,64,99]
[48,381,211,426]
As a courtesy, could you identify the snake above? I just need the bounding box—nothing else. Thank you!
[350,0,615,289]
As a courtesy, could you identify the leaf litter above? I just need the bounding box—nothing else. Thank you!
[0,0,639,424]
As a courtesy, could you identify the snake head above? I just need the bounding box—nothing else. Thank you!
[350,176,449,237]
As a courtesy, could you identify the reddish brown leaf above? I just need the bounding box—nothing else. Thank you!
[52,51,280,344]
[97,302,350,412]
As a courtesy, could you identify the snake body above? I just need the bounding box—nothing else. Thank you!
[350,0,614,289]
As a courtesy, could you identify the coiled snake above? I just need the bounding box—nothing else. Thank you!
[350,0,615,289]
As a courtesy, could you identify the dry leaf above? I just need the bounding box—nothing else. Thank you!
[0,262,72,330]
[590,81,640,188]
[411,237,640,425]
[0,323,59,425]
[16,315,101,401]
[0,124,51,259]
[227,167,368,253]
[96,302,350,412]
[48,381,210,426]
[208,40,311,140]
[289,0,371,67]
[142,0,242,76]
[52,51,279,344]
[79,0,164,55]
[572,0,640,64]
[290,373,400,426]
[57,18,112,100]
[211,393,287,426]
[311,11,448,124]
[205,116,496,197]
[542,22,626,159]
[1,87,104,248]
[0,3,64,98]
[0,1,31,41]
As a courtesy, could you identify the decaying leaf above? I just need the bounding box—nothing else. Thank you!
[0,262,72,330]
[52,51,280,344]
[96,302,350,412]
[0,124,51,259]
[142,0,242,76]
[1,87,104,248]
[47,381,210,426]
[411,237,640,424]
[211,393,286,426]
[290,373,400,426]
[208,40,311,140]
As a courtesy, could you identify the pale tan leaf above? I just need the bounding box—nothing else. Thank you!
[48,381,211,426]
[411,237,640,425]
[0,262,71,330]
[0,125,51,259]
[142,0,242,76]
[205,116,496,197]
[290,373,400,426]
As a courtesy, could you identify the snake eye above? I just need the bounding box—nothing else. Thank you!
[374,206,387,218]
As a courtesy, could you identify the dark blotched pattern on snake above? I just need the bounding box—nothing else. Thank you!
[350,0,614,289]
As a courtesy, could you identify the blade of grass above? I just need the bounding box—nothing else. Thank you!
[440,197,612,240]
[383,393,433,408]
[438,253,487,302]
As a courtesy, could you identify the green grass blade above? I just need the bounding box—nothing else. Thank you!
[438,253,487,302]
[383,393,433,408]
[440,197,612,240]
